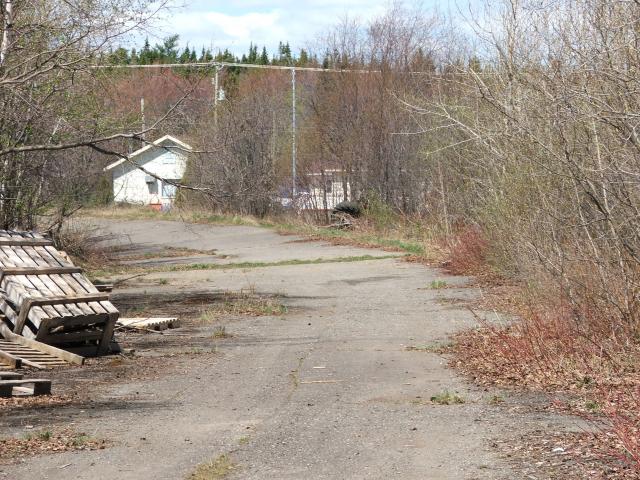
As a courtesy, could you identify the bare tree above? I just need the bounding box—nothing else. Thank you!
[0,0,177,228]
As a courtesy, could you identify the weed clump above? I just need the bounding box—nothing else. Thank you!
[430,391,465,405]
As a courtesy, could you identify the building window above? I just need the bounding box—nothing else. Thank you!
[325,179,333,193]
[147,179,158,195]
[161,180,178,198]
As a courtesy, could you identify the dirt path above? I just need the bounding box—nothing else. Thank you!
[0,220,581,479]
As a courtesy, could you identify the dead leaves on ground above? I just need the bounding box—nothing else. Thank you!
[0,428,109,464]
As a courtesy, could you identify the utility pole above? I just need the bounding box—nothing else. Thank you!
[291,67,296,199]
[213,65,219,128]
[140,97,145,140]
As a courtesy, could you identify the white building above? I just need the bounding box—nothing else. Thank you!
[104,135,192,208]
[301,169,351,210]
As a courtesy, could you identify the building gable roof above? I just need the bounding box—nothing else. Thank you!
[104,135,192,171]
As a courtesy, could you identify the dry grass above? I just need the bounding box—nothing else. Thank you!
[189,454,236,480]
[273,215,443,262]
[197,290,288,323]
[79,205,261,227]
[52,221,114,268]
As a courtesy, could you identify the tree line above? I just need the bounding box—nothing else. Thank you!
[106,36,320,67]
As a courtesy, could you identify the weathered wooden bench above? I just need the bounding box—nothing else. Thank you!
[0,379,51,397]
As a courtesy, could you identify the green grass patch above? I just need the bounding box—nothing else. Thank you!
[405,341,451,353]
[273,222,427,256]
[429,280,448,289]
[430,391,465,405]
[585,399,601,412]
[88,254,401,279]
[168,255,399,272]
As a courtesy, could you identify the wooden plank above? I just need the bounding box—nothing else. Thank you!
[23,247,113,348]
[94,284,113,292]
[0,372,23,380]
[15,294,110,334]
[118,317,180,331]
[38,330,103,344]
[0,379,51,397]
[0,267,83,280]
[32,246,106,316]
[0,246,56,328]
[0,323,84,365]
[0,348,22,369]
[41,314,106,331]
[0,239,53,247]
[98,312,119,354]
[0,247,52,330]
[12,246,78,319]
[36,245,108,315]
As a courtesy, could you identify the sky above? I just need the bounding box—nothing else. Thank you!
[147,1,431,57]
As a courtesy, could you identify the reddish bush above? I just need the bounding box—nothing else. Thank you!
[445,224,489,275]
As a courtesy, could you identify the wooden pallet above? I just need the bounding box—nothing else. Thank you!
[0,231,119,355]
[117,317,180,331]
[0,324,84,369]
[0,378,51,397]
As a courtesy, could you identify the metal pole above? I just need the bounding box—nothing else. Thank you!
[291,67,296,199]
[140,97,145,139]
[214,65,219,128]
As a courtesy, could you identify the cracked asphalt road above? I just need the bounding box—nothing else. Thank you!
[0,220,580,479]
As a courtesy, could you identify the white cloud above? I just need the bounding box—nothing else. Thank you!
[151,1,397,56]
[168,9,288,51]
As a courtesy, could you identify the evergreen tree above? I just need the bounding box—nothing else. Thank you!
[298,48,309,66]
[139,37,153,64]
[283,42,292,61]
[158,35,180,62]
[109,47,130,65]
[247,42,258,63]
[259,46,269,65]
[180,46,191,63]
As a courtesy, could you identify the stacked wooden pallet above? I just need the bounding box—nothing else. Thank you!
[0,372,51,397]
[0,230,119,356]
